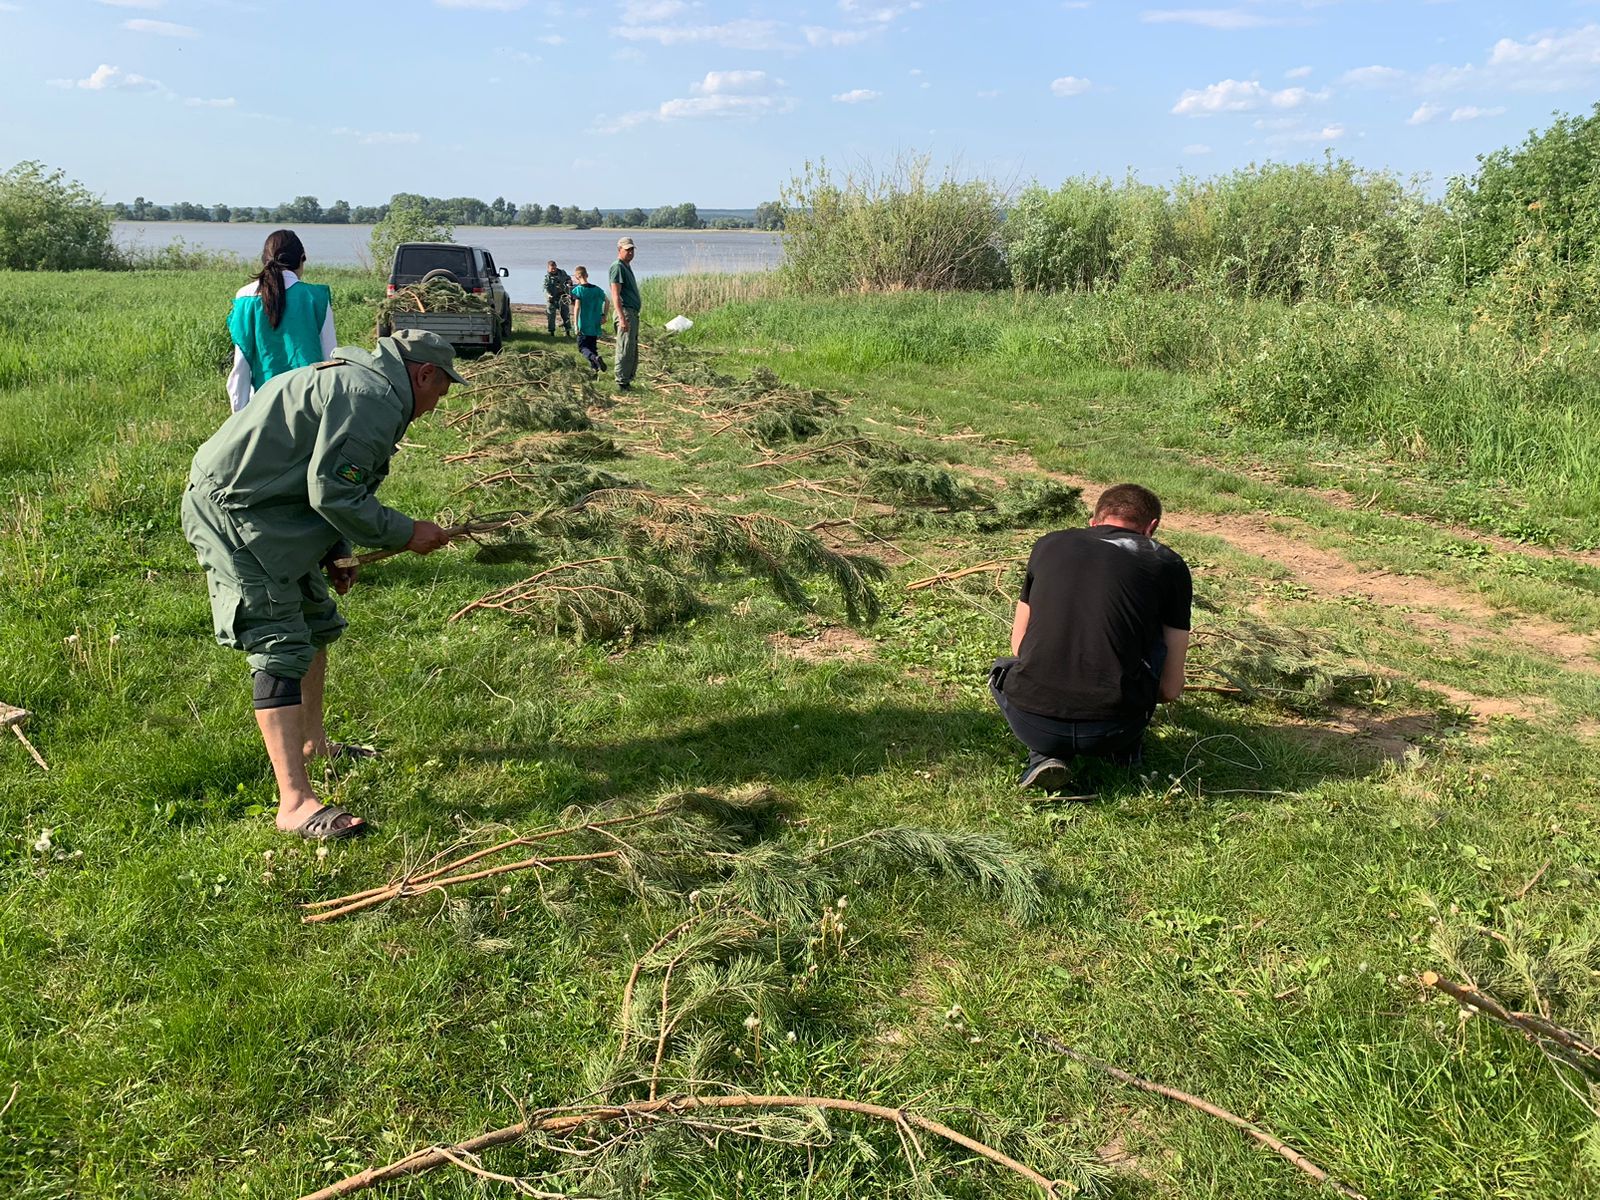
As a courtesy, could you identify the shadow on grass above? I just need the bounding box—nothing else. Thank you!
[451,695,1406,809]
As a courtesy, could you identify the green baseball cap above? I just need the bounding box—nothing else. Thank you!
[391,329,467,385]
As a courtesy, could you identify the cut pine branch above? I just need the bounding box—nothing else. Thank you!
[295,1093,1062,1200]
[906,558,1025,591]
[1030,1033,1368,1200]
[302,851,622,924]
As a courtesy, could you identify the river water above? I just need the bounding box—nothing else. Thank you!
[112,222,784,303]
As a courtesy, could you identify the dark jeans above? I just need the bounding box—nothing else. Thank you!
[988,656,1154,773]
[577,333,604,370]
[547,294,572,334]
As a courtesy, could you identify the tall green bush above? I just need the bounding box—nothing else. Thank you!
[0,161,119,271]
[779,157,1006,293]
[368,196,453,273]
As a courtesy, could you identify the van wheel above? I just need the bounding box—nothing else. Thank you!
[489,330,503,354]
[500,301,513,336]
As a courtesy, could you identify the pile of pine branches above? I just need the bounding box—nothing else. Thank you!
[376,278,493,323]
[1186,616,1383,712]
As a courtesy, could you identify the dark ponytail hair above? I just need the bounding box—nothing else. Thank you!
[254,229,307,329]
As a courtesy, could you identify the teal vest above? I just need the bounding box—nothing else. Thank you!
[227,281,332,391]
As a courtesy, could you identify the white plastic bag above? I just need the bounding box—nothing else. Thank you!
[664,314,694,333]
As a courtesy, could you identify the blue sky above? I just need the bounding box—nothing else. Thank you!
[4,0,1599,207]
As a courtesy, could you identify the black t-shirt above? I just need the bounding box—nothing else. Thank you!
[1003,525,1192,721]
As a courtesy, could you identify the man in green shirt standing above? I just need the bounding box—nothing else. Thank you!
[180,330,463,839]
[608,236,641,390]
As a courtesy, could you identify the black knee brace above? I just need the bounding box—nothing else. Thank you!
[252,671,303,710]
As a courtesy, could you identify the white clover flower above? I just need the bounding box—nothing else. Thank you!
[64,634,79,645]
[835,896,848,910]
[108,634,121,646]
[33,828,53,853]
[316,845,329,860]
[785,1031,797,1044]
[743,1014,761,1032]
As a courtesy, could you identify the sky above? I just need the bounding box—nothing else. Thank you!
[3,0,1600,208]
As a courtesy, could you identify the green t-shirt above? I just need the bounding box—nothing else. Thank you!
[608,258,640,311]
[569,282,608,336]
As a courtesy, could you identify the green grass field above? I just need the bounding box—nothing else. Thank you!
[3,267,1599,1199]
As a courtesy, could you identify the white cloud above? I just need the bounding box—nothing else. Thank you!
[1415,23,1600,94]
[0,2,22,10]
[1172,79,1324,115]
[1406,102,1442,125]
[802,25,873,46]
[620,0,684,17]
[333,126,421,144]
[692,69,770,94]
[833,87,880,102]
[1263,122,1345,146]
[976,88,999,98]
[54,63,164,91]
[122,17,196,36]
[1050,75,1091,97]
[1340,64,1404,87]
[1141,7,1290,29]
[598,72,795,132]
[1285,65,1312,79]
[435,0,527,8]
[536,32,565,44]
[97,0,163,7]
[1182,142,1212,154]
[496,46,539,63]
[621,18,785,49]
[1450,104,1504,121]
[184,96,235,107]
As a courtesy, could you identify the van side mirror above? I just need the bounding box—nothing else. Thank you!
[498,267,510,277]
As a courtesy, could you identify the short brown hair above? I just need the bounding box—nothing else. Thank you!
[1093,483,1162,527]
[573,266,588,280]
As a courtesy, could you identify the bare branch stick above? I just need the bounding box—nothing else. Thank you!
[296,1094,1062,1200]
[302,851,621,924]
[1420,971,1600,1081]
[1030,1033,1367,1200]
[906,559,1024,591]
[305,801,682,912]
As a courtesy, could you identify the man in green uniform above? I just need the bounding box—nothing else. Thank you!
[542,259,573,337]
[181,330,463,839]
[608,236,641,390]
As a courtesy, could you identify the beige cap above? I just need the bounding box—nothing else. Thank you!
[617,236,636,249]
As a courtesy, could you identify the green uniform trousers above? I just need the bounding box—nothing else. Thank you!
[181,486,347,679]
[615,308,640,386]
[546,293,572,335]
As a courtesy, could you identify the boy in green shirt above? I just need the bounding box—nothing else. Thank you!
[569,266,609,373]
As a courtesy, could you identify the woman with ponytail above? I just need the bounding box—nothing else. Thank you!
[225,230,336,412]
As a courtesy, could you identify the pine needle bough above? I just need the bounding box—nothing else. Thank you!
[299,790,1070,1199]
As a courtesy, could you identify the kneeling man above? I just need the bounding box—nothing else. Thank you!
[991,483,1191,792]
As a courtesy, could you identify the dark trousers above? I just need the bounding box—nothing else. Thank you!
[988,657,1153,773]
[546,294,572,334]
[577,333,604,370]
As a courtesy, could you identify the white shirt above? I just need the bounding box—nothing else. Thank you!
[226,269,338,412]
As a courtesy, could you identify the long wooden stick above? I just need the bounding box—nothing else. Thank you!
[296,1093,1061,1200]
[1420,971,1600,1080]
[906,558,1023,591]
[1031,1033,1367,1200]
[301,851,621,924]
[10,725,48,771]
[304,802,681,912]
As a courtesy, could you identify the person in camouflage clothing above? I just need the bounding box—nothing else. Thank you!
[181,330,463,840]
[543,259,573,337]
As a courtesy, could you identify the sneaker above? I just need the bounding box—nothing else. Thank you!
[1019,758,1072,792]
[616,382,632,391]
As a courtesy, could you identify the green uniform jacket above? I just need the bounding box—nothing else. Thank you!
[187,340,417,586]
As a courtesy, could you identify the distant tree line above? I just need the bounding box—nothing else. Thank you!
[107,193,787,231]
